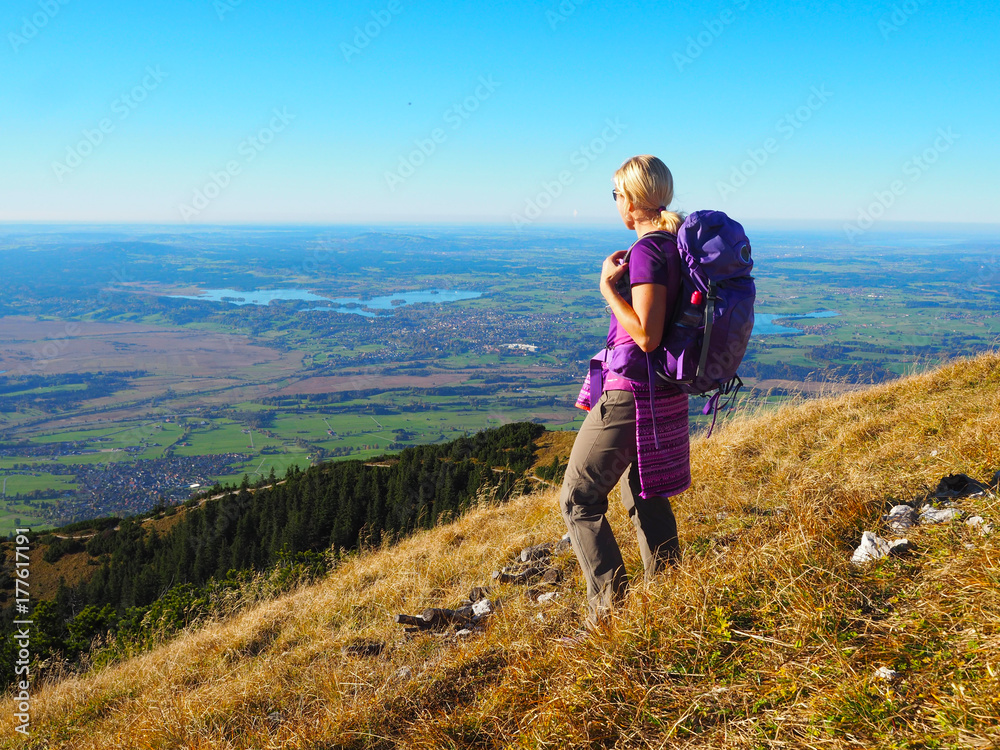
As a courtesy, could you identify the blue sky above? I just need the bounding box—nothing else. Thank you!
[2,0,997,227]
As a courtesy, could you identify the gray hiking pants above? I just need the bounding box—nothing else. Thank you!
[560,388,681,623]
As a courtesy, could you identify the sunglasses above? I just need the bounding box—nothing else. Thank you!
[612,189,622,202]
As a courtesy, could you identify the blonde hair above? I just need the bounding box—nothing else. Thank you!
[613,155,685,233]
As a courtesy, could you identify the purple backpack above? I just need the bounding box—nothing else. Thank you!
[607,210,755,436]
[657,210,755,394]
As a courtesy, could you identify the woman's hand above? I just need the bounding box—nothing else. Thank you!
[600,250,629,292]
[599,247,668,352]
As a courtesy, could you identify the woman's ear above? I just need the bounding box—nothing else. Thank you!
[624,200,637,229]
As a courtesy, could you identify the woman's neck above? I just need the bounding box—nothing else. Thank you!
[633,219,659,238]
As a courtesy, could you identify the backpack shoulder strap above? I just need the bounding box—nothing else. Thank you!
[623,230,677,264]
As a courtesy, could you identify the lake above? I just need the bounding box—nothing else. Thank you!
[308,289,482,316]
[168,288,482,317]
[754,310,839,336]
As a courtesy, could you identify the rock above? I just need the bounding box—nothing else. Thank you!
[537,591,560,603]
[493,565,545,584]
[469,586,492,602]
[920,506,963,524]
[555,535,573,554]
[991,470,1000,490]
[884,504,919,533]
[541,567,563,584]
[934,474,988,499]
[267,711,282,724]
[874,666,900,682]
[398,608,473,631]
[455,628,473,638]
[395,614,433,629]
[888,539,912,555]
[472,598,493,617]
[851,531,892,565]
[421,608,472,628]
[521,542,554,562]
[966,516,994,536]
[342,639,385,657]
[395,666,413,680]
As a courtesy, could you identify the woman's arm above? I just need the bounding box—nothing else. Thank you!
[600,251,667,352]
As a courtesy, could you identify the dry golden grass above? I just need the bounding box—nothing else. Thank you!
[4,353,1000,749]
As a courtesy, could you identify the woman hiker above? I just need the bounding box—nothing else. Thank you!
[560,154,691,632]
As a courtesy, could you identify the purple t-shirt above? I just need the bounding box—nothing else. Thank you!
[604,232,681,390]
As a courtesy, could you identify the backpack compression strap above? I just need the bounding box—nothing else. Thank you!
[696,282,716,380]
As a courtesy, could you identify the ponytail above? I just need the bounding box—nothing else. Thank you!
[653,207,685,234]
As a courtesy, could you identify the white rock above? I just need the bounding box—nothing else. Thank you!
[455,628,473,637]
[967,516,995,536]
[920,506,963,523]
[874,666,899,682]
[472,598,493,617]
[395,666,413,680]
[537,592,560,603]
[884,504,919,532]
[851,531,891,565]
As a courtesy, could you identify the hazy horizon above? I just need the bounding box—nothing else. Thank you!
[3,219,1000,240]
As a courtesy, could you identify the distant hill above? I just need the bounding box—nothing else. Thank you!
[3,354,1000,748]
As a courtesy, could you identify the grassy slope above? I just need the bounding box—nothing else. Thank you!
[4,353,1000,749]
